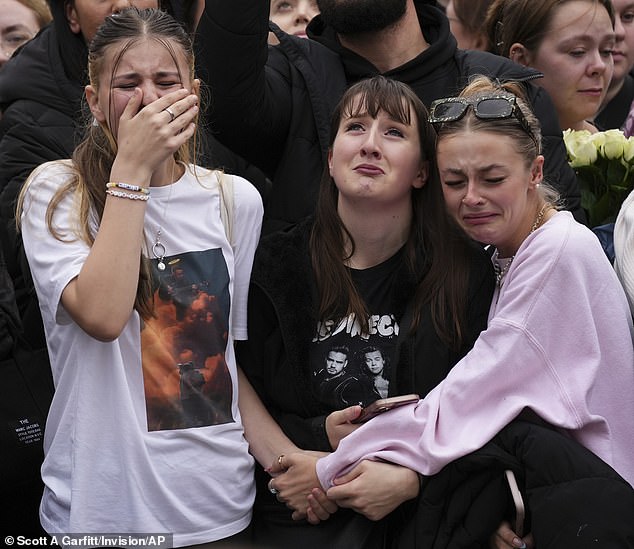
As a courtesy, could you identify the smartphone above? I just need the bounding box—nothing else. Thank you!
[351,394,420,424]
[504,469,525,539]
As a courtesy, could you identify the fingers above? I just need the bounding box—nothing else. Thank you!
[325,405,362,449]
[122,87,144,122]
[331,405,363,424]
[292,488,337,524]
[309,487,338,513]
[331,465,363,487]
[267,453,288,475]
[267,478,280,496]
[492,521,528,549]
[160,90,199,126]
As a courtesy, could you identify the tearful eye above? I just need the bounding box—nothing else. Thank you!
[386,128,404,137]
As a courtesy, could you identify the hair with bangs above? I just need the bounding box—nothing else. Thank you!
[311,75,476,348]
[340,80,414,128]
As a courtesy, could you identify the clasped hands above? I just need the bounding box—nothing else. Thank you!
[266,405,420,525]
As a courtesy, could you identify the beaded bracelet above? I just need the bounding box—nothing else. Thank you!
[105,189,150,202]
[106,181,150,195]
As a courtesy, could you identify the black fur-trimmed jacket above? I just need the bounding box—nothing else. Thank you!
[398,419,634,548]
[235,218,494,452]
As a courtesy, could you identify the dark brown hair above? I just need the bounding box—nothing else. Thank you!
[451,0,494,45]
[310,75,475,349]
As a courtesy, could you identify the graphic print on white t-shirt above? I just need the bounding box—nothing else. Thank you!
[141,248,234,431]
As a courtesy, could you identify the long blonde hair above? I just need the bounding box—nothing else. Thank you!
[17,8,200,319]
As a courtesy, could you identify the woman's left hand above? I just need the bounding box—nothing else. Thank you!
[267,451,337,521]
[324,460,420,521]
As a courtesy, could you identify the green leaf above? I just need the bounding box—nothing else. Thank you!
[606,160,628,187]
[591,191,613,226]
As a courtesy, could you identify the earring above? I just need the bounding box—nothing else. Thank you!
[92,118,99,127]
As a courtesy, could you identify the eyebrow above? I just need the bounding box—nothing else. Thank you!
[559,32,616,45]
[113,70,181,80]
[1,24,34,35]
[440,164,507,174]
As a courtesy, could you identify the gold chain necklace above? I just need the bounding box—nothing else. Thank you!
[495,203,551,288]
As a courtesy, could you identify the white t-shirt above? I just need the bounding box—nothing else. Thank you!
[21,161,263,546]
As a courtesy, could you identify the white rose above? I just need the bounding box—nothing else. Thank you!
[564,129,598,167]
[601,129,626,160]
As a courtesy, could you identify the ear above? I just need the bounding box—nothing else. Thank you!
[191,78,201,98]
[412,161,429,189]
[529,155,544,188]
[509,42,532,66]
[85,84,106,124]
[65,1,82,35]
[327,148,334,176]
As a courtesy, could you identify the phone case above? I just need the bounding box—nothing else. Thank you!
[351,394,419,423]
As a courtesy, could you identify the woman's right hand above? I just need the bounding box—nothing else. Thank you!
[323,460,420,521]
[111,86,199,181]
[325,405,363,449]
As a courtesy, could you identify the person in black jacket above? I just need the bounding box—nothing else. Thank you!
[195,0,585,236]
[236,75,495,549]
[0,0,160,534]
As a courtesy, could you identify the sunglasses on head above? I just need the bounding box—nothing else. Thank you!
[428,93,539,150]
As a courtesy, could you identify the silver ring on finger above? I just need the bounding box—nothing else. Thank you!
[268,480,279,495]
[164,107,176,122]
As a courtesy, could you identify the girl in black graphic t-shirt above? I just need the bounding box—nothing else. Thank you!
[236,76,494,549]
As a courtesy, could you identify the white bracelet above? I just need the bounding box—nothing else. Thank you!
[105,189,150,201]
[106,182,150,195]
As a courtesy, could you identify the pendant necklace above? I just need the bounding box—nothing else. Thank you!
[495,203,551,288]
[151,162,177,271]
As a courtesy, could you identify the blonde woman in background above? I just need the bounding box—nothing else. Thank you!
[268,0,319,45]
[0,0,50,68]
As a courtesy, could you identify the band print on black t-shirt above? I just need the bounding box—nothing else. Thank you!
[310,313,398,410]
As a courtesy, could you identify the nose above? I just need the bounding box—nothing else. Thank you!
[360,126,382,159]
[588,49,610,76]
[111,0,132,14]
[461,181,483,206]
[614,17,625,42]
[139,83,160,105]
[0,50,9,67]
[296,1,319,23]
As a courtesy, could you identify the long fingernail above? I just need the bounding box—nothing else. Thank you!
[512,538,527,549]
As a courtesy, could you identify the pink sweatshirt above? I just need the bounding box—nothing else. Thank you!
[317,212,634,487]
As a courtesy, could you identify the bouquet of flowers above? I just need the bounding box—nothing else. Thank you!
[563,128,634,227]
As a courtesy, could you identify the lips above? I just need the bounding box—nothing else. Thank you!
[462,212,497,226]
[354,164,385,175]
[578,88,603,96]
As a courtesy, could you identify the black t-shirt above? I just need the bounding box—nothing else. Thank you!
[309,250,404,410]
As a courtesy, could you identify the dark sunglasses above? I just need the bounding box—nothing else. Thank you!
[428,93,539,150]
